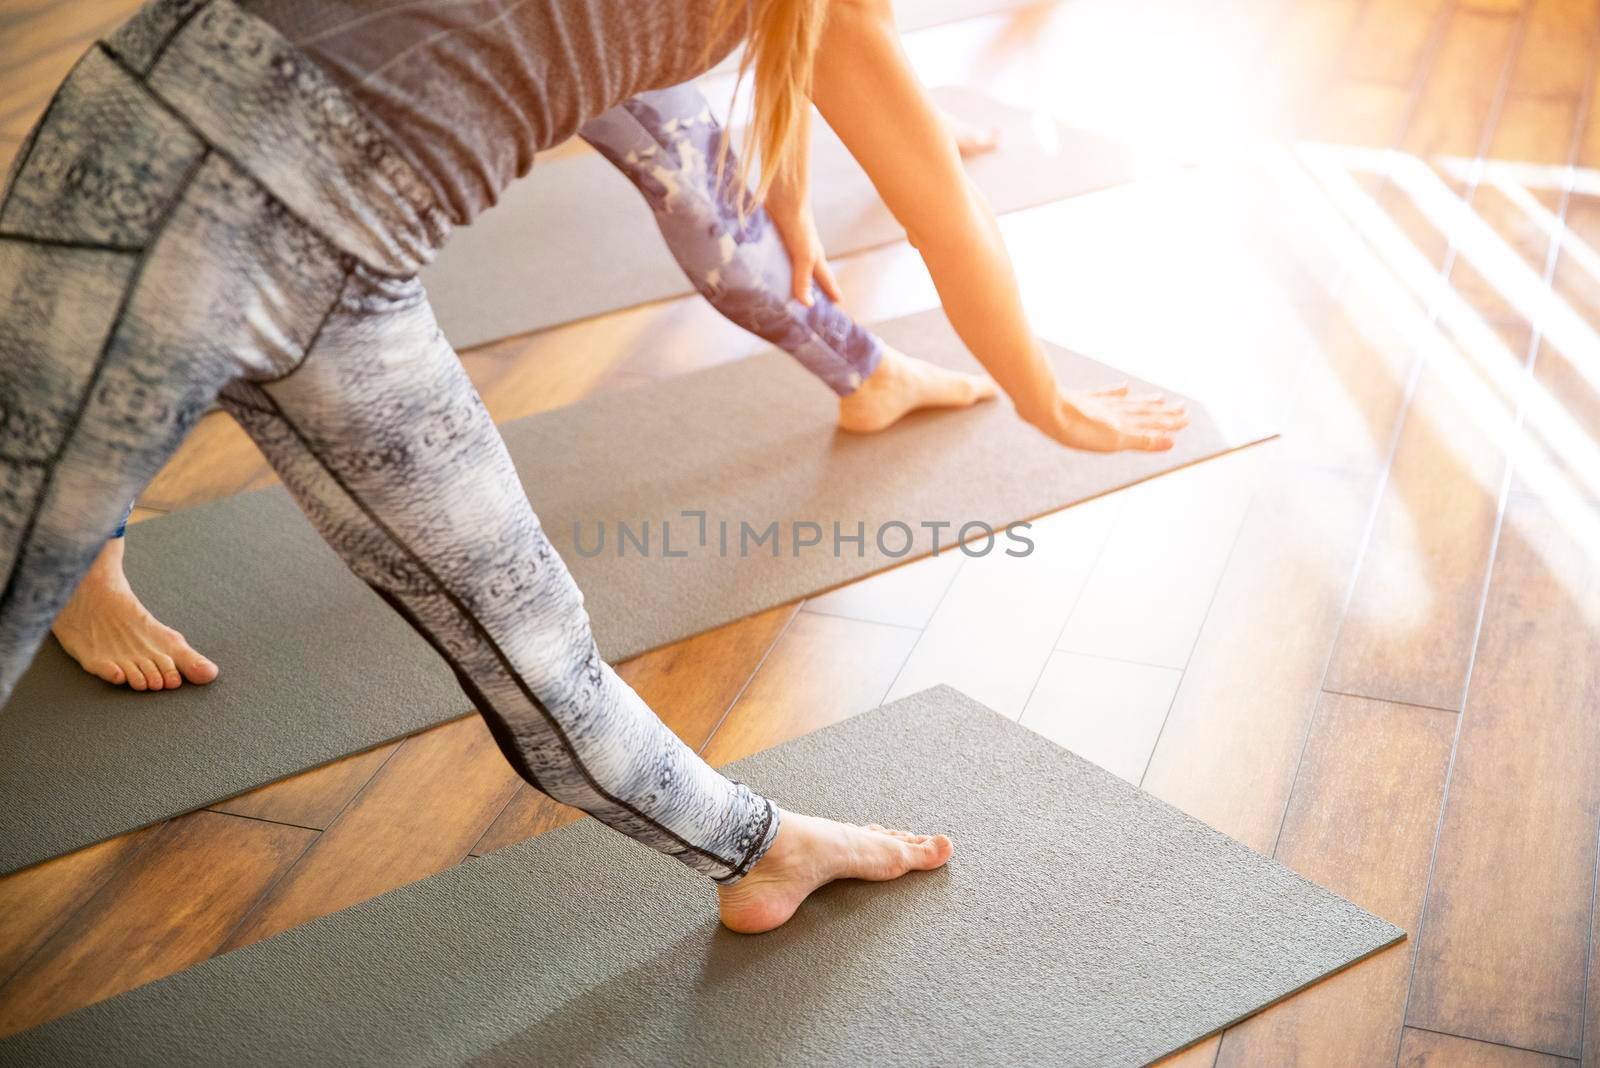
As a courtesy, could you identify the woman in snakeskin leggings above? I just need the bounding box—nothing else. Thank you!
[0,0,1186,932]
[50,79,1003,694]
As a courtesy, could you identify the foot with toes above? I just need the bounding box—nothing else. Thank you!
[717,810,953,934]
[1037,383,1190,452]
[52,538,218,691]
[838,345,1000,433]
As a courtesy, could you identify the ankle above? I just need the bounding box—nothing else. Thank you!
[858,347,906,390]
[79,538,130,589]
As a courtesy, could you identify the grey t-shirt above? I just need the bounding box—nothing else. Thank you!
[241,0,745,224]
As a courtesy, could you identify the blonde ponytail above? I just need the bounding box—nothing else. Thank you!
[709,0,829,210]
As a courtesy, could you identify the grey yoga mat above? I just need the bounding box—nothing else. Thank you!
[1,686,1403,1067]
[421,87,1166,349]
[0,310,1271,876]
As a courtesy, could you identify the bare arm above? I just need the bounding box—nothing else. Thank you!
[810,0,1186,449]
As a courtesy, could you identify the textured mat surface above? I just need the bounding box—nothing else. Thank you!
[422,88,1165,348]
[2,686,1403,1067]
[0,310,1269,874]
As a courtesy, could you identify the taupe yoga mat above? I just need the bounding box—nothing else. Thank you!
[0,310,1272,876]
[421,87,1166,349]
[1,686,1403,1067]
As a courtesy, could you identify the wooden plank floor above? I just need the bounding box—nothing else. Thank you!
[6,0,1600,1063]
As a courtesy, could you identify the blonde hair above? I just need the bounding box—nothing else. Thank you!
[709,0,829,209]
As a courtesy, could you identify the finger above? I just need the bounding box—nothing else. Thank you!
[1137,412,1191,431]
[1125,430,1175,451]
[792,258,815,305]
[1093,382,1131,398]
[814,258,843,303]
[1122,401,1179,416]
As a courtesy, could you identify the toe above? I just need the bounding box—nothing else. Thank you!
[87,659,126,686]
[179,652,219,685]
[908,834,954,869]
[124,660,148,691]
[155,653,182,690]
[133,657,162,691]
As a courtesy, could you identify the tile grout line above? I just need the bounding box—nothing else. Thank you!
[1042,646,1188,676]
[1534,10,1600,1065]
[859,552,971,722]
[1012,505,1123,730]
[797,605,932,633]
[1136,0,1429,812]
[1388,0,1569,1060]
[1132,469,1256,795]
[199,807,324,835]
[208,822,325,963]
[215,733,409,948]
[1404,1022,1582,1064]
[877,550,970,706]
[1269,0,1527,866]
[1124,405,1330,796]
[1317,687,1466,717]
[694,603,805,762]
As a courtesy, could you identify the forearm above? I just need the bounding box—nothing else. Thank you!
[811,0,1061,422]
[909,178,1060,427]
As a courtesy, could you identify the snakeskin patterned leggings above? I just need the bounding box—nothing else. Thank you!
[0,0,779,882]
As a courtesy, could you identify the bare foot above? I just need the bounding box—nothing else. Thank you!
[52,538,218,691]
[941,108,1000,158]
[1029,383,1191,452]
[717,810,953,934]
[838,345,1000,433]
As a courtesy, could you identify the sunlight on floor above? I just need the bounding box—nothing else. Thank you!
[1274,139,1600,622]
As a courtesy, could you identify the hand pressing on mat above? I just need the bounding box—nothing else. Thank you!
[718,811,953,934]
[812,1,1188,455]
[51,536,218,692]
[1028,382,1190,453]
